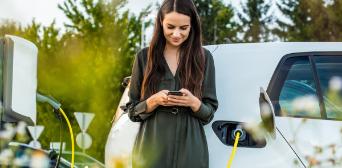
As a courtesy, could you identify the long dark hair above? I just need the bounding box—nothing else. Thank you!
[140,0,205,100]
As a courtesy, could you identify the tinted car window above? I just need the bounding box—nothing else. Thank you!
[315,56,342,119]
[271,56,321,118]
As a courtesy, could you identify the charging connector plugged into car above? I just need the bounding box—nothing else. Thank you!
[232,125,246,142]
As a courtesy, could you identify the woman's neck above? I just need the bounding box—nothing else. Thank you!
[164,43,180,56]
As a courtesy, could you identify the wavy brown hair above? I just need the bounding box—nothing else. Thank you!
[140,0,205,100]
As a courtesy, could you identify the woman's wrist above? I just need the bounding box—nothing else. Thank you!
[191,97,201,112]
[146,97,157,113]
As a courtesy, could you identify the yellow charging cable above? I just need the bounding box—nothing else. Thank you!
[227,132,240,168]
[58,108,75,168]
[36,93,75,167]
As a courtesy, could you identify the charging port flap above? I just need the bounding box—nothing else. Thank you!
[212,121,266,148]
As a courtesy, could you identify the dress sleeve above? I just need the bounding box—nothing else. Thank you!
[191,49,219,125]
[126,49,154,122]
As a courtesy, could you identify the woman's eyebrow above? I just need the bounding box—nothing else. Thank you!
[167,24,190,27]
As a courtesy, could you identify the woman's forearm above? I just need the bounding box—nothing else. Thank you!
[146,97,158,113]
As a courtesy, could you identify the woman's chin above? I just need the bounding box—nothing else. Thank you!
[168,41,182,47]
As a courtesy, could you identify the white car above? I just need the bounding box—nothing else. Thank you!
[105,42,342,168]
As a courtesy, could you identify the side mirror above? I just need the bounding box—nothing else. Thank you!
[120,76,131,93]
[121,76,131,88]
[259,87,276,139]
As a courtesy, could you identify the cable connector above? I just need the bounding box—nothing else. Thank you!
[232,125,246,142]
[36,93,61,110]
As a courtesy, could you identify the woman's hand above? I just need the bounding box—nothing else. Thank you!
[166,88,202,112]
[146,90,169,113]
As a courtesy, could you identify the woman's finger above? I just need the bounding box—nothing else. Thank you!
[162,95,168,100]
[160,90,169,97]
[163,104,174,106]
[168,98,188,104]
[168,96,189,102]
[165,100,188,107]
[168,95,184,99]
[179,88,191,95]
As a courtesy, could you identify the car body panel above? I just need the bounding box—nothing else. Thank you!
[105,42,342,168]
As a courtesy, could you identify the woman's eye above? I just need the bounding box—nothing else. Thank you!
[167,26,175,29]
[180,27,187,30]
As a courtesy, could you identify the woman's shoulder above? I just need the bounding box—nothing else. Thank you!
[202,47,214,62]
[135,47,149,63]
[136,47,148,58]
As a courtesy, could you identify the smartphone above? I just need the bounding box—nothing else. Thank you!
[168,91,183,96]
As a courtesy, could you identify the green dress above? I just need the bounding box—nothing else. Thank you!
[127,47,218,168]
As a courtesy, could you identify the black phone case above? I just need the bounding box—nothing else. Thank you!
[168,91,183,96]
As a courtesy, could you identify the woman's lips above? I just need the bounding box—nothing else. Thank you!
[171,38,181,43]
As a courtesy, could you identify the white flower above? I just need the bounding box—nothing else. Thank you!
[292,95,319,114]
[329,76,342,91]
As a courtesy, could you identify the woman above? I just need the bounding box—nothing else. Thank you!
[126,0,218,167]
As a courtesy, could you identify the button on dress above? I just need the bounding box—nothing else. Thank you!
[126,47,218,168]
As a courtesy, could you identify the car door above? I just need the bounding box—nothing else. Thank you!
[269,53,342,168]
[204,44,306,168]
[105,81,140,168]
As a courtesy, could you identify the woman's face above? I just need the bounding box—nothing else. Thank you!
[162,11,191,48]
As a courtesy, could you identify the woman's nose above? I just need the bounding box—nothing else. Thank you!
[172,29,181,37]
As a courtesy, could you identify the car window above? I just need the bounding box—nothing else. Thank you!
[277,57,321,117]
[314,56,342,119]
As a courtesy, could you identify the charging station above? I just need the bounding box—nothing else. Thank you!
[0,35,38,126]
